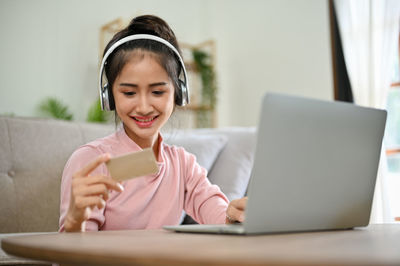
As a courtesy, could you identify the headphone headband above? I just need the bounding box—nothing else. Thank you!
[99,34,189,110]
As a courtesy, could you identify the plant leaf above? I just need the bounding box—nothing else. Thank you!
[39,97,73,120]
[86,99,109,123]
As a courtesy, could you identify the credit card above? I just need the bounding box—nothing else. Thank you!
[106,148,158,181]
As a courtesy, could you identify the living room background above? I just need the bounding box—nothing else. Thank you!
[0,0,333,127]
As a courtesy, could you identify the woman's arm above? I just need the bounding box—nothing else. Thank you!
[64,154,123,232]
[181,150,229,224]
[59,149,123,232]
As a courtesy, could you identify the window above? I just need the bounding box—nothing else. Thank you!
[385,32,400,171]
[385,32,400,219]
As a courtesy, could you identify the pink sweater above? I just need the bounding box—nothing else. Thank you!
[59,128,229,231]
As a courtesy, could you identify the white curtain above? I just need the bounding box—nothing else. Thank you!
[334,0,400,223]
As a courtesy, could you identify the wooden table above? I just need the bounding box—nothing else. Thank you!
[2,224,400,266]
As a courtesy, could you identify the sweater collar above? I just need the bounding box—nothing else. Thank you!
[116,126,165,164]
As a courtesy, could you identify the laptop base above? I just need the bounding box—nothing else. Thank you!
[163,224,246,234]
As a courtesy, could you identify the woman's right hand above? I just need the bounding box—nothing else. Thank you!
[64,154,124,232]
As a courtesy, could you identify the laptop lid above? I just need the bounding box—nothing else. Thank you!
[244,93,387,234]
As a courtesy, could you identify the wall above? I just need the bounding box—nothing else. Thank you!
[208,0,333,127]
[0,0,332,127]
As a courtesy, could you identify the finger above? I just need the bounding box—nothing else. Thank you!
[229,208,245,223]
[84,206,91,220]
[84,175,124,193]
[226,204,245,223]
[75,184,110,201]
[75,195,106,210]
[231,197,248,210]
[76,154,110,177]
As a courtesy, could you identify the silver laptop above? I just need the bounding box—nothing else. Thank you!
[164,93,387,234]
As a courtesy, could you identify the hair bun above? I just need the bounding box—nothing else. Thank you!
[127,15,179,52]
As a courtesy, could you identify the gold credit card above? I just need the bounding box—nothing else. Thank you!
[106,148,158,181]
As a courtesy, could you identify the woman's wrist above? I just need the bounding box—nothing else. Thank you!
[64,212,84,232]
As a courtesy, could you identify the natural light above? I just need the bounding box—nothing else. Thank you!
[385,40,400,220]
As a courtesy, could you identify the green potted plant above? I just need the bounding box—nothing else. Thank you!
[38,97,73,120]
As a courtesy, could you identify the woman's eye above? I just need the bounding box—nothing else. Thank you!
[153,91,165,96]
[123,91,135,96]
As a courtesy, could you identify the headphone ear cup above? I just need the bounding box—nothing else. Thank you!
[102,84,115,111]
[176,79,188,106]
[107,84,115,110]
[101,84,110,111]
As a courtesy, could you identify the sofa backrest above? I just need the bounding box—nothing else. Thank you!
[0,117,114,233]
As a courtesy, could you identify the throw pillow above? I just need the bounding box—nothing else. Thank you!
[195,127,257,201]
[163,132,228,172]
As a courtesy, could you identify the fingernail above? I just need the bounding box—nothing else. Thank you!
[100,198,106,207]
[117,183,124,192]
[84,206,91,218]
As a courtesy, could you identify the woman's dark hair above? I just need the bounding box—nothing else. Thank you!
[103,15,183,110]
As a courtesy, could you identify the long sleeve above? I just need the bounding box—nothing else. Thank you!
[59,146,108,232]
[182,151,229,224]
[59,129,230,231]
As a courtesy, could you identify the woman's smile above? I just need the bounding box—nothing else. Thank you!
[131,115,159,128]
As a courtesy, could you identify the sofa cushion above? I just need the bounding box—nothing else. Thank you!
[163,133,228,172]
[0,117,113,233]
[194,127,257,201]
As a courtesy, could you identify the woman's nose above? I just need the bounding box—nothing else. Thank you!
[136,94,154,114]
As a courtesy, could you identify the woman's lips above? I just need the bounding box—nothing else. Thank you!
[131,115,159,128]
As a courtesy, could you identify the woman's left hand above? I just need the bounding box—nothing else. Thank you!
[226,197,248,224]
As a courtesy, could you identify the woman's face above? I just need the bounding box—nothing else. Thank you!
[112,52,175,148]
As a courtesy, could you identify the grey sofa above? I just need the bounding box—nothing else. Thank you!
[0,116,256,265]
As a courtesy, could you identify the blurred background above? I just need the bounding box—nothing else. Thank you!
[1,0,398,221]
[0,0,333,127]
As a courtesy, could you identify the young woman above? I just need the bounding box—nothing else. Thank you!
[59,15,247,232]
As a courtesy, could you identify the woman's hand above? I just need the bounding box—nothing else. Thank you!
[225,197,248,224]
[65,154,124,232]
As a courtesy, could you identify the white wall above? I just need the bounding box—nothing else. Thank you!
[207,0,333,126]
[0,0,332,126]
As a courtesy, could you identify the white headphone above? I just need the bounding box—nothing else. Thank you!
[98,34,190,111]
